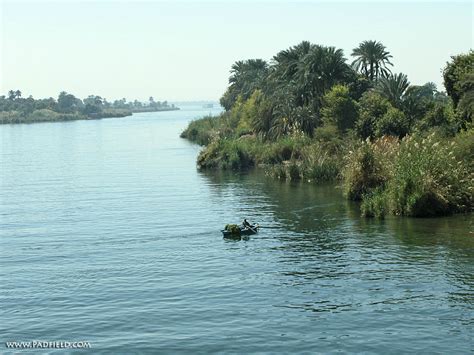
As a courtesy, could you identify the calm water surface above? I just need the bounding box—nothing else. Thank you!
[1,105,473,353]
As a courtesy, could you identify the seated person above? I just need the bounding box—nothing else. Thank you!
[242,219,252,229]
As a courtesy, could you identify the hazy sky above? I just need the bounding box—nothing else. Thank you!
[1,0,472,101]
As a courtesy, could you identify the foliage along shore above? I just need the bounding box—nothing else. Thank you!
[181,41,473,218]
[0,91,179,124]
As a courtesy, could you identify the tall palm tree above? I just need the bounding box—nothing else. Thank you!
[271,41,314,81]
[220,59,268,110]
[375,73,410,108]
[351,40,393,81]
[297,45,352,108]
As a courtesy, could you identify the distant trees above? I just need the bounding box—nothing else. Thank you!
[0,91,178,124]
[8,90,21,100]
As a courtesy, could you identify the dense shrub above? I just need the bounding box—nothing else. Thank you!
[197,138,255,170]
[342,137,398,200]
[416,102,457,135]
[452,128,474,170]
[375,107,409,138]
[321,84,359,133]
[387,134,473,216]
[180,115,226,145]
[361,188,387,218]
[356,92,393,139]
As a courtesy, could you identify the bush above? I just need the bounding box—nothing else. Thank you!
[416,102,457,136]
[342,137,398,200]
[321,84,359,133]
[197,137,257,170]
[356,92,393,139]
[375,107,409,138]
[386,134,473,216]
[266,161,301,181]
[180,115,224,145]
[300,144,342,181]
[452,128,474,170]
[361,188,387,218]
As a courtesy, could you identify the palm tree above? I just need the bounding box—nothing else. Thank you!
[271,41,314,81]
[229,59,268,91]
[296,45,352,108]
[220,59,268,110]
[8,90,21,100]
[375,73,410,108]
[351,40,393,81]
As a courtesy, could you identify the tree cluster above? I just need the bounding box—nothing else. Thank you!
[219,41,472,140]
[0,91,177,123]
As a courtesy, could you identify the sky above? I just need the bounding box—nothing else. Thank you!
[0,0,472,102]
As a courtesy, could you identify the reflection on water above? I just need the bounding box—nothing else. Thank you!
[201,169,474,349]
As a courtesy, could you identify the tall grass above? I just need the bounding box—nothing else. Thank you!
[387,134,472,216]
[345,132,473,217]
[342,136,398,200]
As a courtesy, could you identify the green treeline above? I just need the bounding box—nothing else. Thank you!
[181,41,473,218]
[0,91,179,124]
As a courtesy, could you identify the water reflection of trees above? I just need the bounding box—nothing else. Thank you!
[384,216,474,306]
[199,169,474,312]
[200,169,350,233]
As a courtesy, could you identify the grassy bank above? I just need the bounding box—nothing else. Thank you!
[344,133,473,217]
[184,127,344,182]
[183,114,473,217]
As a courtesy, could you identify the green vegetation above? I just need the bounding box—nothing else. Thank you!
[224,224,241,235]
[182,41,472,217]
[0,91,178,124]
[349,134,473,217]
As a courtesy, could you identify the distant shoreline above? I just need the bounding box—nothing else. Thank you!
[0,107,180,125]
[0,90,180,125]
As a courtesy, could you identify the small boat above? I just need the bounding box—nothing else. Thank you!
[221,224,259,239]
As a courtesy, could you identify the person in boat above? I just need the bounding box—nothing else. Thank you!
[242,219,253,229]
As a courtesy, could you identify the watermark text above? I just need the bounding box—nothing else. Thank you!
[5,340,91,350]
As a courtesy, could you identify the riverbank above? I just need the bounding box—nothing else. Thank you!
[0,107,181,124]
[181,44,473,218]
[0,108,130,124]
[0,91,180,124]
[181,117,473,218]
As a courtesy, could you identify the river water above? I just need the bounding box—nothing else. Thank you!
[1,105,473,353]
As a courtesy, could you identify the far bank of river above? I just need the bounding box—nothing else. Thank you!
[0,106,180,124]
